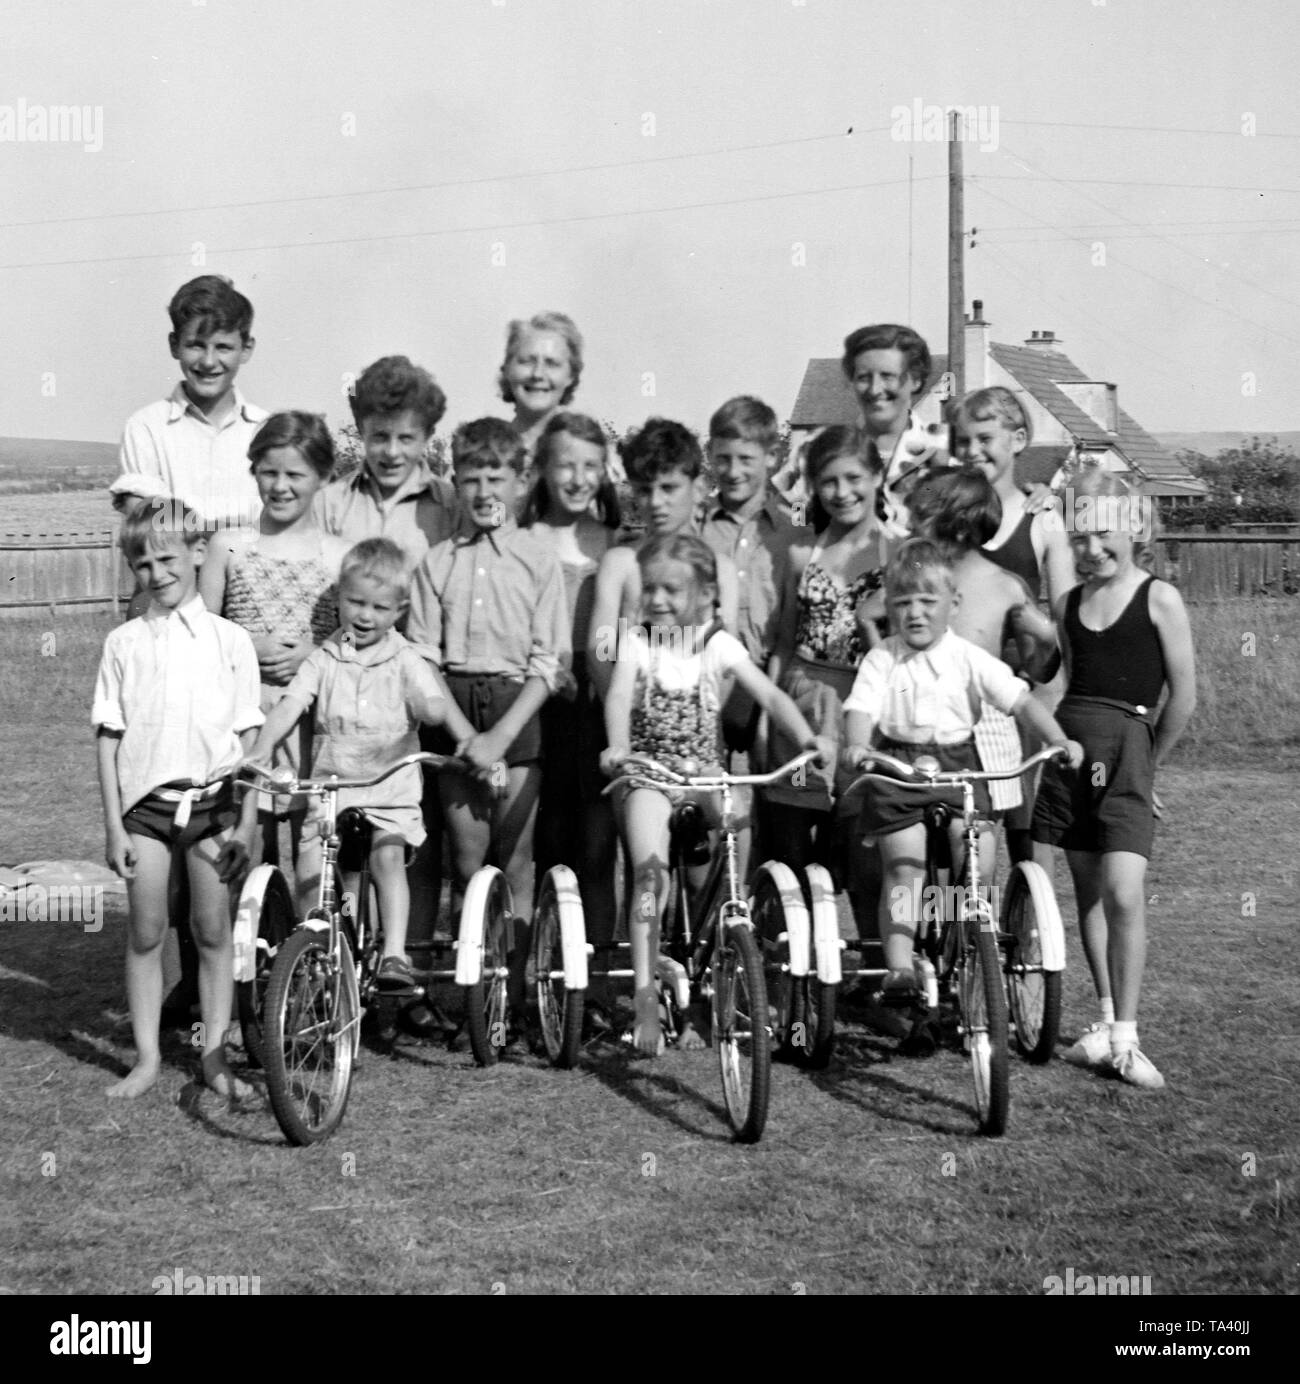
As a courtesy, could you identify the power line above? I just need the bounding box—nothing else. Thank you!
[969,179,1300,349]
[0,173,934,273]
[978,174,1300,194]
[1002,118,1300,140]
[0,126,885,233]
[979,216,1300,233]
[988,225,1300,244]
[996,143,1300,313]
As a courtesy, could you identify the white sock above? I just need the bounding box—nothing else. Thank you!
[1099,997,1116,1024]
[1110,1020,1137,1053]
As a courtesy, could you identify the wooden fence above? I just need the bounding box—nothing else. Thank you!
[0,528,133,616]
[1,528,1297,617]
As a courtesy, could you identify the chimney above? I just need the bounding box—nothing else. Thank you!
[964,298,991,389]
[1024,328,1060,349]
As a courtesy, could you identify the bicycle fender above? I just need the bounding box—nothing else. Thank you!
[1007,861,1067,972]
[545,865,589,990]
[803,864,843,986]
[455,865,505,986]
[231,865,286,984]
[751,861,810,978]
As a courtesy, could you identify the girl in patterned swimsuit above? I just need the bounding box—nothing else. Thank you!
[602,534,831,1056]
[200,411,349,865]
[766,425,890,870]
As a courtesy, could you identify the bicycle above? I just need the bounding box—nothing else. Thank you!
[596,749,819,1144]
[838,744,1069,1136]
[234,752,462,1145]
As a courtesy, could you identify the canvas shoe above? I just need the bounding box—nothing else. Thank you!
[1062,1021,1112,1069]
[1112,1045,1166,1091]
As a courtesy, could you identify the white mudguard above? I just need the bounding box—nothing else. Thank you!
[544,865,589,991]
[803,864,843,986]
[231,865,288,984]
[455,865,507,986]
[750,861,811,978]
[1007,861,1067,973]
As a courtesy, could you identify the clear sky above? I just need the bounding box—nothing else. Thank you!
[2,0,1298,444]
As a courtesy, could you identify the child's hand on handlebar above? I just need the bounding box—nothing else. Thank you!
[807,735,837,769]
[840,744,874,774]
[1054,739,1085,770]
[600,747,628,778]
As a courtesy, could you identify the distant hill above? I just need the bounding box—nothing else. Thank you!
[1156,432,1300,458]
[0,437,119,495]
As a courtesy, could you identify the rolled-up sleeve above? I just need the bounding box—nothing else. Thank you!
[402,650,446,724]
[91,635,125,731]
[527,552,571,692]
[406,550,446,667]
[230,628,266,733]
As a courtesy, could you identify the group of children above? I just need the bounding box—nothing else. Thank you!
[94,276,1196,1102]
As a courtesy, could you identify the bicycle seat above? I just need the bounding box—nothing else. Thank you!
[336,807,374,871]
[670,799,711,866]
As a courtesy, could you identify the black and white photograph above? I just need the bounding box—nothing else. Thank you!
[0,0,1293,1333]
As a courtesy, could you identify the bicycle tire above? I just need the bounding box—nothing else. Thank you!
[533,867,586,1068]
[1001,863,1064,1064]
[714,921,772,1144]
[263,928,358,1145]
[960,921,1011,1137]
[461,868,513,1067]
[234,868,295,1071]
[794,864,838,1070]
[749,862,805,1063]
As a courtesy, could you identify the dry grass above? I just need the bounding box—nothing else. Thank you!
[1,609,1296,1295]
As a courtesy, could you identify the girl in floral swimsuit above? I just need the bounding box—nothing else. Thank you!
[765,425,890,868]
[601,534,831,1056]
[200,411,349,865]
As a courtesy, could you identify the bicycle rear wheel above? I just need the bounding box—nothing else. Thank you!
[713,921,772,1144]
[959,922,1010,1137]
[794,864,838,1070]
[750,862,807,1063]
[533,866,586,1068]
[263,928,358,1145]
[1001,862,1065,1064]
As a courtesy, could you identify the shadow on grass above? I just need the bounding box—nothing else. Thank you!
[581,1043,735,1143]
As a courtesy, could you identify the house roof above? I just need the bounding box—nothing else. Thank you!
[988,343,1202,489]
[790,356,949,428]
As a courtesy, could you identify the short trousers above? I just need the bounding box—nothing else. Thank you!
[1032,695,1156,857]
[303,801,423,856]
[854,738,992,837]
[428,671,542,767]
[123,781,237,848]
[764,656,855,813]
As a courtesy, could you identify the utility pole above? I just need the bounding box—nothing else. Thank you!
[947,111,965,401]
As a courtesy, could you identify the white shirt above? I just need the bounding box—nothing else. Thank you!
[120,383,267,529]
[843,629,1024,745]
[92,594,264,812]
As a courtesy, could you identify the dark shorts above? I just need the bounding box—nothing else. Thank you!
[1032,696,1156,857]
[123,782,237,848]
[430,671,542,767]
[854,738,992,837]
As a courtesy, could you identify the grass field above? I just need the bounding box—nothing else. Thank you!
[1,611,1297,1295]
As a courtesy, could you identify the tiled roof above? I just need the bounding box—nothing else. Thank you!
[1018,445,1073,486]
[989,343,1200,486]
[790,356,949,427]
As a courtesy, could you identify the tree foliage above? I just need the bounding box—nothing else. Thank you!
[1173,436,1300,530]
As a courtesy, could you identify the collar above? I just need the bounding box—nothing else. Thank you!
[452,513,517,552]
[322,627,406,666]
[708,490,784,527]
[145,592,208,635]
[167,382,266,428]
[348,457,450,507]
[890,626,956,674]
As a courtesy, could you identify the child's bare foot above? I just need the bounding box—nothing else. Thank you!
[201,1051,254,1103]
[676,1015,708,1051]
[631,993,666,1057]
[105,1057,160,1099]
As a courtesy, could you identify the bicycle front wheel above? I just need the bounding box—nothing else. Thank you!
[1001,862,1065,1064]
[263,929,358,1146]
[234,867,295,1071]
[460,867,513,1067]
[959,922,1010,1137]
[533,866,586,1069]
[713,921,772,1144]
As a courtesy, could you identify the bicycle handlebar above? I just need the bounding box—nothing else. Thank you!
[842,743,1067,797]
[235,750,468,797]
[602,748,819,796]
